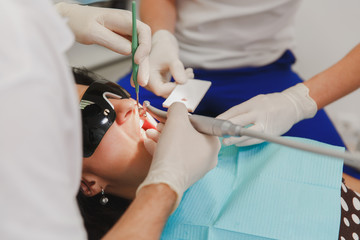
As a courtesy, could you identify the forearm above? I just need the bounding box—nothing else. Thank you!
[140,0,176,34]
[102,183,176,240]
[304,43,360,109]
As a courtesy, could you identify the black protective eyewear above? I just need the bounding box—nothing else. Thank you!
[80,80,130,157]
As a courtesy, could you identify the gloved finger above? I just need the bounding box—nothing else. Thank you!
[170,60,188,84]
[146,80,176,97]
[144,138,157,156]
[159,82,177,98]
[166,102,191,126]
[101,11,151,58]
[155,82,177,98]
[154,102,195,153]
[147,71,176,97]
[236,138,264,147]
[134,21,151,64]
[143,129,161,156]
[222,136,249,146]
[91,23,132,55]
[216,98,257,120]
[145,129,161,143]
[222,123,264,146]
[225,112,257,128]
[137,56,149,87]
[101,10,132,35]
[236,124,265,146]
[223,135,263,147]
[156,123,164,132]
[185,68,194,79]
[242,122,265,134]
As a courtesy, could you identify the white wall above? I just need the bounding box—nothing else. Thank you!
[292,0,360,150]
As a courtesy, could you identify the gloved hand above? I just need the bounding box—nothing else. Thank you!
[55,2,151,86]
[137,102,220,211]
[143,128,161,156]
[146,30,194,98]
[217,83,318,146]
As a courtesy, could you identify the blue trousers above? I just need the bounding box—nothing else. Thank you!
[118,50,359,178]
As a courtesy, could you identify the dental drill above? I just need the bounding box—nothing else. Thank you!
[143,101,360,171]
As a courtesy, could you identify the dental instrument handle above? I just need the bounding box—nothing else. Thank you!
[143,101,167,122]
[144,101,240,136]
[131,1,139,107]
[239,127,360,171]
[188,114,241,136]
[144,101,360,170]
[190,115,360,170]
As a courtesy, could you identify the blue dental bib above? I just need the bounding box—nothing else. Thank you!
[161,137,344,240]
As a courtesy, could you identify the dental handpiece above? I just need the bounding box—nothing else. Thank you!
[143,101,360,171]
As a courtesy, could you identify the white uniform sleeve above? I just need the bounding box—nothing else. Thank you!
[0,1,86,239]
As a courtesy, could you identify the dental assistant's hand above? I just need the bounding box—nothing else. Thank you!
[55,2,151,86]
[217,83,318,146]
[146,30,194,98]
[143,128,160,156]
[138,102,220,211]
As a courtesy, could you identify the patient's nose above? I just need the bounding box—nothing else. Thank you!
[112,98,137,124]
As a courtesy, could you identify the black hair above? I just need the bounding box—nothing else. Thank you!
[72,67,131,240]
[76,193,131,240]
[72,67,102,85]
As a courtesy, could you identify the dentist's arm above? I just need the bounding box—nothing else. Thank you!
[104,103,220,239]
[55,2,151,86]
[140,0,194,98]
[218,43,360,146]
[103,183,176,240]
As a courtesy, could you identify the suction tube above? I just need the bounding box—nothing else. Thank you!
[143,101,360,171]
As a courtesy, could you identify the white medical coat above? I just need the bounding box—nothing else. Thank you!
[0,0,86,239]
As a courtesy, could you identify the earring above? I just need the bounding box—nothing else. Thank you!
[100,188,109,205]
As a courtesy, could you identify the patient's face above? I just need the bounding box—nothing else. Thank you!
[77,84,152,200]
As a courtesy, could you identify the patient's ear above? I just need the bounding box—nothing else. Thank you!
[80,178,102,197]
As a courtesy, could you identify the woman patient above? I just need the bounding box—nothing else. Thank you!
[73,68,359,240]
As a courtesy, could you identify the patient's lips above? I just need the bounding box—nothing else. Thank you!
[138,103,157,131]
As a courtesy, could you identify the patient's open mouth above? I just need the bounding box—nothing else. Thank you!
[140,114,157,131]
[138,104,157,131]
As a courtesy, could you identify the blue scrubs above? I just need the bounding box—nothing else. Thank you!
[118,50,359,178]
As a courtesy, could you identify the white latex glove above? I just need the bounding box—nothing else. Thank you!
[137,102,220,211]
[143,128,161,156]
[217,83,317,146]
[55,2,151,86]
[146,30,194,98]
